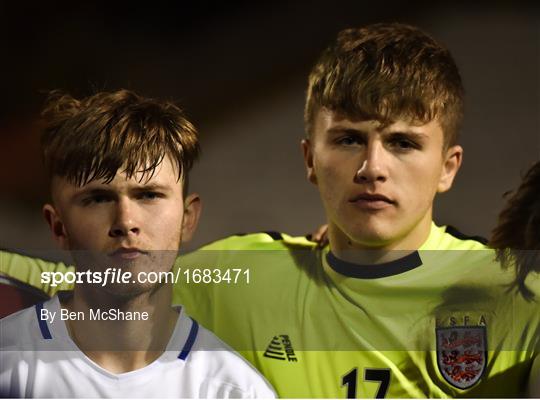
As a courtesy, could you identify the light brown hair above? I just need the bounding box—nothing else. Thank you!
[41,89,200,192]
[491,161,540,300]
[305,23,464,148]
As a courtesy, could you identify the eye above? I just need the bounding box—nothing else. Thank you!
[139,191,163,200]
[395,139,413,148]
[82,194,112,206]
[389,137,419,151]
[336,135,362,146]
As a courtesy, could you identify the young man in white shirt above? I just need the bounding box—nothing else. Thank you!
[0,89,275,398]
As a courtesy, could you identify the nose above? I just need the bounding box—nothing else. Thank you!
[109,198,140,238]
[354,140,388,183]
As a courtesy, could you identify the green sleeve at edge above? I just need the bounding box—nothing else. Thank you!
[0,251,75,296]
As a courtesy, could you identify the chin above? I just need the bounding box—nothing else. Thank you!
[346,224,398,248]
[102,281,162,299]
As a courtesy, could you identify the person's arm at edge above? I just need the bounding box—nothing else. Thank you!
[0,250,74,296]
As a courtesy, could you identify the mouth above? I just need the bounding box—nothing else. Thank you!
[109,247,147,260]
[349,193,395,210]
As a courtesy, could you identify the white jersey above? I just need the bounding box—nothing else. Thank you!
[0,295,275,398]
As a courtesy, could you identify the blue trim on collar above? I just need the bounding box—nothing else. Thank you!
[35,302,52,339]
[178,318,199,361]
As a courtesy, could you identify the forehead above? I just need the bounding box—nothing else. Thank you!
[51,155,183,201]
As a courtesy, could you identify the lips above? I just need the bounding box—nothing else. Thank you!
[109,247,147,260]
[349,193,395,210]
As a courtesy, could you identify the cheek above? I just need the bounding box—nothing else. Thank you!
[401,158,442,207]
[144,203,184,247]
[315,151,352,190]
[157,216,183,241]
[64,210,110,249]
[315,161,344,203]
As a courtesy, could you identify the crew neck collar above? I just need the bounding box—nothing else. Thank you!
[324,222,443,278]
[325,250,423,279]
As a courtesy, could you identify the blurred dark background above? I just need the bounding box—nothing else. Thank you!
[0,1,539,254]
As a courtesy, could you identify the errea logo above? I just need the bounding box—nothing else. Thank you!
[263,335,297,362]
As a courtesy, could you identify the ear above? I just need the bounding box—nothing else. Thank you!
[437,145,463,193]
[301,139,317,185]
[181,193,202,243]
[42,203,69,250]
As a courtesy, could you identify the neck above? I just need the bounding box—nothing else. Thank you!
[329,213,433,265]
[62,284,178,373]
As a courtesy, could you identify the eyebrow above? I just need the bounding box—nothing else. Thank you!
[386,131,429,141]
[326,126,429,141]
[72,183,173,201]
[326,126,368,136]
[130,183,173,192]
[71,187,112,203]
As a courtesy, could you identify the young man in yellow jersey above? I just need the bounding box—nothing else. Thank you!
[173,23,538,397]
[1,24,538,397]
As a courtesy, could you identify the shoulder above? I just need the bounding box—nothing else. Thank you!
[187,320,275,397]
[0,299,60,397]
[425,223,490,251]
[197,231,317,251]
[0,303,44,350]
[443,225,489,250]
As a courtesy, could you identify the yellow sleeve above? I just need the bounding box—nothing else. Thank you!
[0,250,74,296]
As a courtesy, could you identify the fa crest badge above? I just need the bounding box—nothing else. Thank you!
[436,326,487,389]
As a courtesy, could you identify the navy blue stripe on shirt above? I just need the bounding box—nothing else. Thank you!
[35,303,52,339]
[178,318,199,361]
[327,250,423,279]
